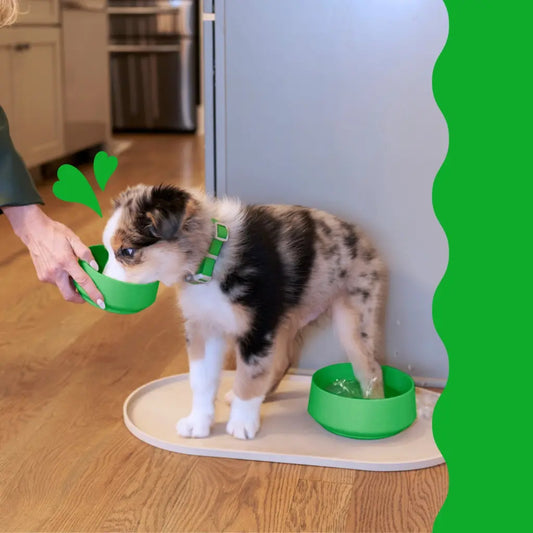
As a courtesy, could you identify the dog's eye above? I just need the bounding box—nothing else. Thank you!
[119,247,136,258]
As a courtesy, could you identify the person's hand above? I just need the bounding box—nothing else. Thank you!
[4,204,105,308]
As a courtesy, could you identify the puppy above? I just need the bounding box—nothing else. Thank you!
[103,184,386,439]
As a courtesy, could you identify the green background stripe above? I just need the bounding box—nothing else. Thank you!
[432,1,533,530]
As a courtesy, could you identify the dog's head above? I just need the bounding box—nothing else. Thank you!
[102,184,205,286]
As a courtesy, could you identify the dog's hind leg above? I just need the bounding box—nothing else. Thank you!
[332,296,384,399]
[265,323,299,397]
[176,322,226,438]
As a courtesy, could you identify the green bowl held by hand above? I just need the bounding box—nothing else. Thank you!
[74,245,159,314]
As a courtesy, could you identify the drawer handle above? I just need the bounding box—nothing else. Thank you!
[14,43,31,52]
[107,5,191,15]
[108,45,181,53]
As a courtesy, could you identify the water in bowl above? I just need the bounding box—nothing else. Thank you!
[326,378,364,398]
[326,378,401,399]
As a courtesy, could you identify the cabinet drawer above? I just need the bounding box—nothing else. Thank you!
[16,0,60,25]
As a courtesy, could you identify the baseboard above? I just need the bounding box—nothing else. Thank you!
[412,376,447,389]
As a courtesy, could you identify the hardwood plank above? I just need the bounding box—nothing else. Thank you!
[223,462,303,533]
[406,465,448,532]
[345,470,410,532]
[161,456,252,532]
[345,465,448,533]
[95,444,200,533]
[285,479,353,533]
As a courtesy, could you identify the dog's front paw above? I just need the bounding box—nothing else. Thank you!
[176,412,212,438]
[226,395,263,439]
[226,415,260,440]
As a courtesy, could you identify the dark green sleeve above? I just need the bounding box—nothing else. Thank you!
[0,106,44,214]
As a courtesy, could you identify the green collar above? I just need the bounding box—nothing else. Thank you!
[185,219,229,284]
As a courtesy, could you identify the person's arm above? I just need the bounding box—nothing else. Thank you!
[0,106,43,212]
[0,107,105,308]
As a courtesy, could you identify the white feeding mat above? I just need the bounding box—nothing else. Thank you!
[123,371,444,472]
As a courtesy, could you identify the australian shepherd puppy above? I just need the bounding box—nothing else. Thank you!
[102,184,386,440]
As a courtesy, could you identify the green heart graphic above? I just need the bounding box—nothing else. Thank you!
[53,165,102,217]
[93,151,118,191]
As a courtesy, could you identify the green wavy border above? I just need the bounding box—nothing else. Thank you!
[431,0,451,530]
[432,1,533,530]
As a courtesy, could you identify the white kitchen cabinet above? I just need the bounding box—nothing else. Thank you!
[62,4,111,154]
[0,27,64,168]
[16,0,60,26]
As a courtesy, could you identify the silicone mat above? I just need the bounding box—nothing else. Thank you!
[123,371,444,472]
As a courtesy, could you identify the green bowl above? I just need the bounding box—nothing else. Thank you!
[74,245,159,314]
[308,363,416,439]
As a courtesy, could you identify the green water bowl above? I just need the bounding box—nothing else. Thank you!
[74,245,159,314]
[307,363,416,440]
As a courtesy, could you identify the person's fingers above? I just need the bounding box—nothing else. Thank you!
[65,260,106,309]
[68,235,99,271]
[55,272,84,303]
[68,277,86,303]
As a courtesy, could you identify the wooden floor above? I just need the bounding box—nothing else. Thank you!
[0,134,447,532]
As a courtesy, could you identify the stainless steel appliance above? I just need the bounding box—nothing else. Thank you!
[108,0,197,132]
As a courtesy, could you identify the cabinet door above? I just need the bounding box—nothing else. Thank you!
[16,0,60,25]
[0,43,14,121]
[9,28,64,167]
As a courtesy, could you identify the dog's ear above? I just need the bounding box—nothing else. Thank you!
[142,185,190,241]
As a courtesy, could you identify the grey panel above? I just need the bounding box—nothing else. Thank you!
[216,0,449,381]
[203,0,214,13]
[214,0,227,194]
[203,20,215,195]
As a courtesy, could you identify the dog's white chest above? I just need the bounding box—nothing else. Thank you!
[179,281,243,335]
